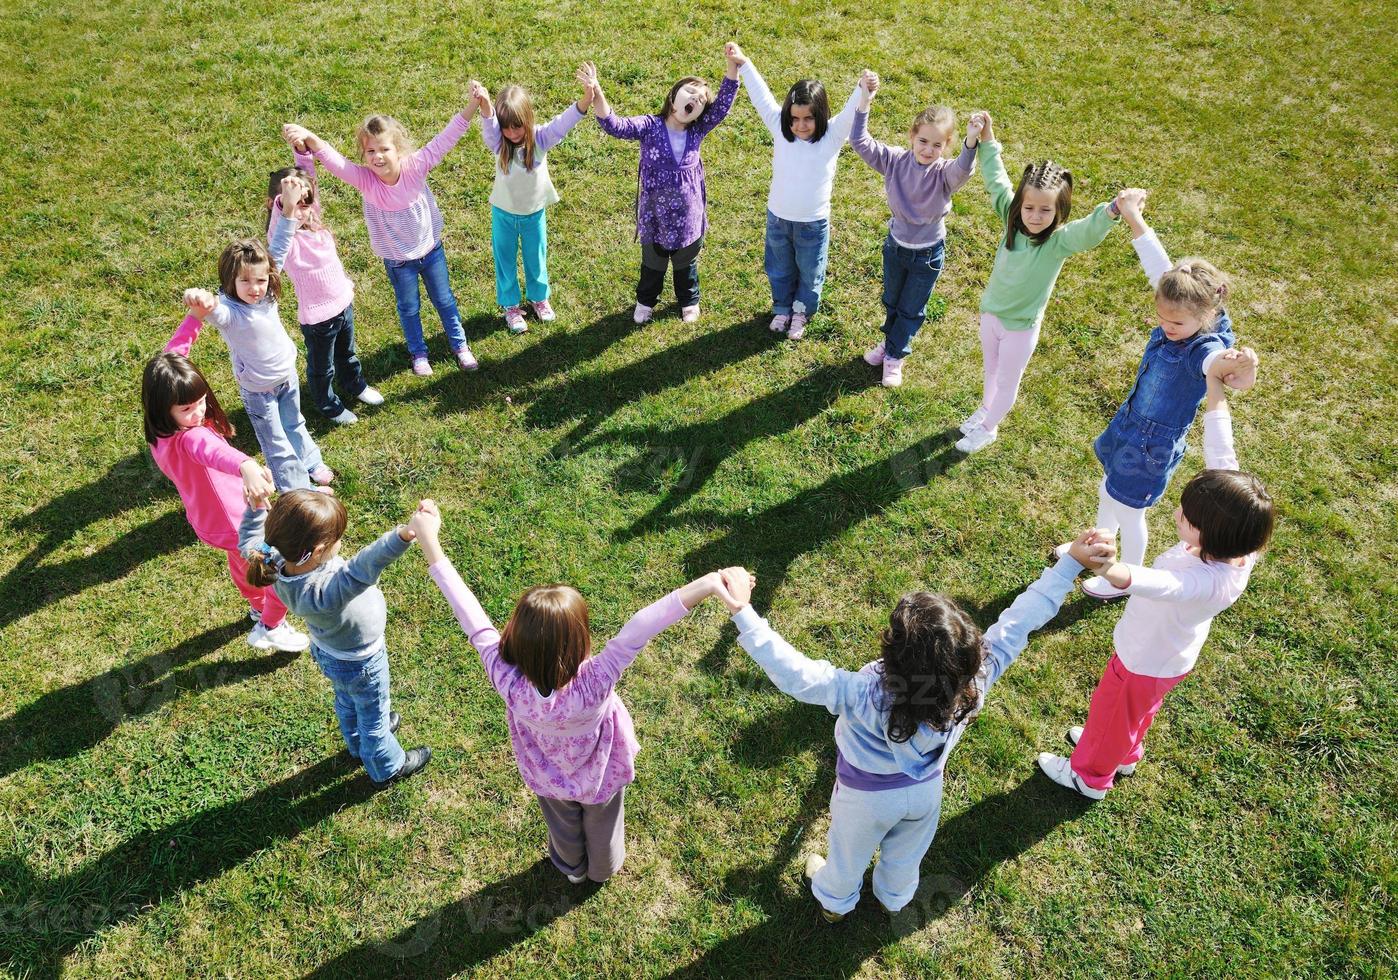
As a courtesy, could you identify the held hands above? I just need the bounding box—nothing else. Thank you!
[858,69,879,109]
[1066,528,1117,571]
[577,62,606,117]
[406,498,442,543]
[240,460,276,509]
[1213,346,1259,391]
[282,123,321,153]
[971,110,993,144]
[718,566,755,613]
[279,174,306,213]
[183,287,217,320]
[468,80,492,117]
[723,42,747,70]
[966,112,985,146]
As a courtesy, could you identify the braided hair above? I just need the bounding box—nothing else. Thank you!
[1006,160,1074,249]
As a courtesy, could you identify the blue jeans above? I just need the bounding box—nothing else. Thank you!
[880,236,945,359]
[301,303,368,419]
[240,376,323,491]
[764,210,830,316]
[311,647,405,783]
[383,240,468,358]
[491,206,549,308]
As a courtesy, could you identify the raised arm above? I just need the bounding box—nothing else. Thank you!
[1053,200,1119,255]
[731,607,870,715]
[736,58,783,137]
[978,134,1014,223]
[822,77,865,146]
[286,123,379,195]
[1119,191,1172,287]
[534,103,586,154]
[301,525,415,613]
[687,74,739,141]
[409,111,473,174]
[590,68,653,141]
[167,307,210,356]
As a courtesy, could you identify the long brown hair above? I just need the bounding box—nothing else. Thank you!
[494,85,538,173]
[246,490,348,588]
[142,352,233,444]
[880,592,985,741]
[1006,160,1073,249]
[1181,469,1275,563]
[217,239,283,303]
[498,585,592,695]
[660,76,714,130]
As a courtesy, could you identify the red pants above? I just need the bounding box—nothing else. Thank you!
[224,548,287,629]
[1070,653,1188,791]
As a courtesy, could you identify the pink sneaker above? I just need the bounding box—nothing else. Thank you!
[787,313,808,340]
[455,345,479,371]
[504,306,528,334]
[881,357,905,388]
[310,465,334,485]
[769,313,790,333]
[681,305,700,323]
[863,340,886,366]
[530,299,556,322]
[411,356,432,377]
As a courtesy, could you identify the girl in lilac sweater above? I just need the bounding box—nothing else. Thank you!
[586,52,740,325]
[410,501,736,884]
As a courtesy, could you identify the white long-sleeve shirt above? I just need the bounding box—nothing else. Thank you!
[738,62,861,222]
[1113,408,1257,678]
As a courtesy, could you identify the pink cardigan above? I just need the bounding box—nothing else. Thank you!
[267,150,355,325]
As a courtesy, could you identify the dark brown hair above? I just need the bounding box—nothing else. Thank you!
[780,79,830,142]
[218,239,282,303]
[1006,160,1073,249]
[266,165,322,232]
[142,352,233,444]
[1180,468,1275,562]
[498,585,592,695]
[880,592,985,741]
[246,490,348,588]
[660,76,714,130]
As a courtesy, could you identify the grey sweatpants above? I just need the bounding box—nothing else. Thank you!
[536,787,626,882]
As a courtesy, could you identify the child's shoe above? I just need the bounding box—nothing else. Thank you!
[802,854,845,923]
[310,485,336,495]
[881,357,905,388]
[959,407,987,435]
[531,299,556,322]
[633,303,654,324]
[357,386,385,406]
[1081,576,1128,601]
[863,340,886,366]
[955,424,997,454]
[344,712,401,766]
[1036,752,1107,800]
[769,313,791,333]
[310,465,335,485]
[248,621,309,653]
[681,304,700,323]
[505,306,528,334]
[455,345,479,371]
[786,312,808,340]
[329,409,358,426]
[411,356,433,377]
[371,746,433,789]
[565,871,588,885]
[1066,726,1138,775]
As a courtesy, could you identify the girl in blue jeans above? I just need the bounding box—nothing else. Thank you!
[241,490,432,788]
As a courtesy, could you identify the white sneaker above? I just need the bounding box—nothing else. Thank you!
[633,303,653,324]
[565,871,587,885]
[328,409,358,425]
[955,425,998,454]
[958,407,988,435]
[681,304,700,323]
[1067,726,1138,775]
[357,386,385,406]
[248,622,309,652]
[1081,575,1128,601]
[769,313,791,333]
[1037,752,1107,800]
[863,340,886,366]
[881,357,905,388]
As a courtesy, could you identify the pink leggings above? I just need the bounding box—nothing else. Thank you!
[1070,653,1188,791]
[224,548,287,629]
[978,313,1042,430]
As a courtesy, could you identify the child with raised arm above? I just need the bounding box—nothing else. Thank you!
[410,500,734,884]
[1039,360,1274,798]
[850,70,979,387]
[589,52,740,324]
[727,43,864,340]
[718,531,1116,921]
[955,111,1127,453]
[283,97,479,378]
[472,75,593,334]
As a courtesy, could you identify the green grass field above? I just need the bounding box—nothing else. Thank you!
[1,0,1395,975]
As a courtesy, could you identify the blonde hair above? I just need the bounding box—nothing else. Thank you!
[355,115,414,158]
[910,106,957,152]
[1158,258,1231,331]
[494,85,538,174]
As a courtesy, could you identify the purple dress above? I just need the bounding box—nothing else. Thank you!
[596,76,739,249]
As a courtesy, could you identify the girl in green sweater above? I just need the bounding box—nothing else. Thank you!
[956,111,1130,453]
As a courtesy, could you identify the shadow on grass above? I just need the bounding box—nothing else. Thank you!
[0,620,299,779]
[0,755,376,979]
[0,455,181,633]
[300,857,599,979]
[665,774,1091,978]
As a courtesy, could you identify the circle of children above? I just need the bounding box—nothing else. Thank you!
[138,43,1274,921]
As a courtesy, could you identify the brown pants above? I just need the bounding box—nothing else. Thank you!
[535,787,626,882]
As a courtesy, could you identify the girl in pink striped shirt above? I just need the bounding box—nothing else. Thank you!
[284,102,479,378]
[409,501,737,884]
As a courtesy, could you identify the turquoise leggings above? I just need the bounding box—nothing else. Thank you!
[491,205,549,308]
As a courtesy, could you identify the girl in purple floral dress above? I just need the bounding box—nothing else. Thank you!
[585,53,740,324]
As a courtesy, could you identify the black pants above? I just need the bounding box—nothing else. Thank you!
[637,237,702,308]
[301,303,368,418]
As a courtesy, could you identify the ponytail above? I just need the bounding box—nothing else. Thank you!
[245,545,283,588]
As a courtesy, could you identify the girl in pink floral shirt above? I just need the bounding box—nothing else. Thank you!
[410,501,739,884]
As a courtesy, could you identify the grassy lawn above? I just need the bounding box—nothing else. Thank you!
[1,0,1395,975]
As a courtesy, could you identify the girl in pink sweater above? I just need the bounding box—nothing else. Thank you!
[142,338,309,652]
[284,102,479,378]
[266,141,384,426]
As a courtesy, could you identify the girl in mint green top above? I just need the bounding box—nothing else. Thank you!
[956,111,1125,455]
